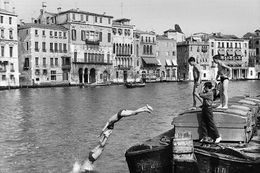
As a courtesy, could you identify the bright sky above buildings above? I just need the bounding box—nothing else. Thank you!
[3,0,260,37]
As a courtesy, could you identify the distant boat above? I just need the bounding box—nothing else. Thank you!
[125,82,146,88]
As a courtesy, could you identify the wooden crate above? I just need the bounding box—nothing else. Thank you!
[173,108,252,143]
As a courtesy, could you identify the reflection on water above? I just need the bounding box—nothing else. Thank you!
[0,80,259,173]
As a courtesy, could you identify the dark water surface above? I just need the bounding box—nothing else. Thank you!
[0,81,259,173]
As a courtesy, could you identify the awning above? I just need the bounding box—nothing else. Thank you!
[218,50,225,55]
[165,59,172,66]
[142,58,159,65]
[172,59,177,66]
[235,50,243,56]
[227,50,234,56]
[157,59,162,66]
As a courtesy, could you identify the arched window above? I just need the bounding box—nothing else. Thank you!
[136,45,139,57]
[119,44,122,55]
[146,45,149,54]
[130,44,133,54]
[113,44,115,54]
[143,45,146,54]
[116,44,119,55]
[150,45,152,54]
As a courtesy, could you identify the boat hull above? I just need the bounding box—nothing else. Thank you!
[125,83,146,88]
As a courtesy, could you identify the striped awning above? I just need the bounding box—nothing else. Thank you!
[142,57,159,65]
[172,59,177,66]
[157,59,162,66]
[165,59,172,66]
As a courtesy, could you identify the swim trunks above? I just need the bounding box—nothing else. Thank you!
[107,109,125,129]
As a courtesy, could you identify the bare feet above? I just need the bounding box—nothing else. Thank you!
[146,104,153,113]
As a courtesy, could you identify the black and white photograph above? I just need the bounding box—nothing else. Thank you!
[0,0,260,172]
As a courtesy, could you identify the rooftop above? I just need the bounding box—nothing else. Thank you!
[57,9,113,18]
[0,8,17,16]
[18,23,68,31]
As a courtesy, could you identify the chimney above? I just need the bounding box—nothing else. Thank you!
[57,7,61,13]
[42,2,47,11]
[4,1,9,11]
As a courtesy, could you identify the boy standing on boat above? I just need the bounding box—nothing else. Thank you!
[213,55,231,109]
[188,57,202,110]
[199,82,221,143]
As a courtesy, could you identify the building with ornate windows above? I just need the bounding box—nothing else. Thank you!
[133,30,160,82]
[112,18,134,83]
[53,8,114,84]
[209,33,253,79]
[177,35,210,81]
[155,35,177,81]
[18,23,69,85]
[243,30,260,78]
[0,8,19,86]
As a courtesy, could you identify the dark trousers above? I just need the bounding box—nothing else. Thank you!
[201,107,220,140]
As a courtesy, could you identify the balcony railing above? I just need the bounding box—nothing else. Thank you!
[85,39,100,45]
[62,64,71,71]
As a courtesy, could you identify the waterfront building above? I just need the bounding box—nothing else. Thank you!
[177,35,210,81]
[18,23,69,85]
[209,33,252,79]
[243,30,260,78]
[53,8,114,84]
[112,18,134,83]
[155,35,177,81]
[0,8,19,86]
[133,30,160,82]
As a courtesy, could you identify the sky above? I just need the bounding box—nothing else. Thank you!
[2,0,260,37]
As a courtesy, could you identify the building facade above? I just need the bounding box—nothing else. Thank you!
[209,33,252,79]
[18,23,69,85]
[164,29,185,43]
[0,9,19,86]
[177,38,210,81]
[112,18,134,83]
[133,30,159,82]
[156,35,177,81]
[243,30,260,78]
[53,9,114,84]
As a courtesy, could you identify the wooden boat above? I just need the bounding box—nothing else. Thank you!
[125,82,146,88]
[125,96,260,173]
[125,128,174,173]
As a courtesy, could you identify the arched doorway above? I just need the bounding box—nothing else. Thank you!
[90,68,96,83]
[84,68,88,83]
[161,71,165,77]
[103,70,109,82]
[78,68,83,83]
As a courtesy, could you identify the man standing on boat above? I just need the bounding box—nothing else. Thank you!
[188,57,202,110]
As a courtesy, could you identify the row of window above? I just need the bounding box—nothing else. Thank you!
[0,63,14,71]
[156,51,175,56]
[113,43,133,55]
[70,13,111,24]
[211,42,247,48]
[1,74,15,81]
[73,53,111,63]
[35,70,57,80]
[33,42,67,53]
[33,29,67,39]
[112,28,131,36]
[141,36,155,43]
[34,57,59,67]
[0,16,13,25]
[143,45,153,55]
[1,29,13,39]
[0,46,13,57]
[72,29,111,42]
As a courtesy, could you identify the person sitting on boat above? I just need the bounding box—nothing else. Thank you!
[199,82,222,144]
[213,55,231,109]
[99,105,153,137]
[71,129,112,173]
[188,57,202,110]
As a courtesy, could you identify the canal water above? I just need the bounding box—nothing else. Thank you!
[0,81,259,173]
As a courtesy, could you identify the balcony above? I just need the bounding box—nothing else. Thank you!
[42,49,46,52]
[85,39,100,45]
[62,64,71,71]
[63,50,67,53]
[50,49,54,52]
[0,68,6,72]
[35,48,39,52]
